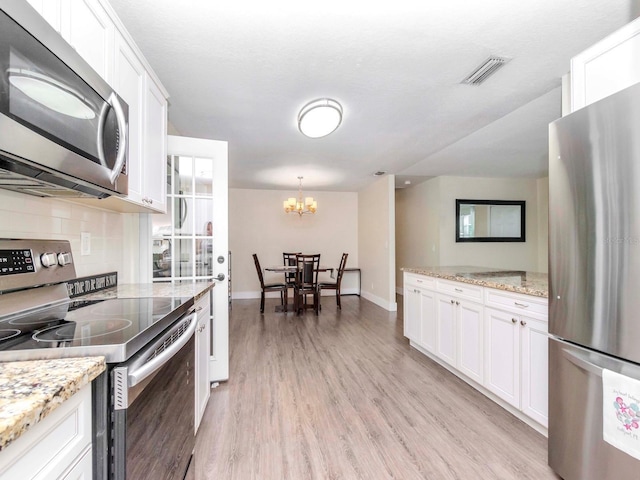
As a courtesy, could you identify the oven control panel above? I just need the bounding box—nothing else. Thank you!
[0,239,77,292]
[0,249,35,275]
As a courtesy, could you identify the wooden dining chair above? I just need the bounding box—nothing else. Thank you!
[282,252,300,291]
[294,253,320,315]
[318,253,348,310]
[252,254,287,313]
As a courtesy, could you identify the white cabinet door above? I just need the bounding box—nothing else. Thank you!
[403,287,421,342]
[457,299,483,384]
[571,17,640,111]
[113,31,145,204]
[520,315,549,428]
[484,307,520,409]
[142,75,168,213]
[436,295,456,367]
[62,0,114,82]
[195,292,211,433]
[419,288,437,354]
[60,446,92,480]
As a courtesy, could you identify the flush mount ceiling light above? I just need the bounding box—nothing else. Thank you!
[298,98,342,138]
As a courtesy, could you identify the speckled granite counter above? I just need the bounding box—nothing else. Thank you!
[402,266,548,298]
[80,280,215,302]
[0,357,105,451]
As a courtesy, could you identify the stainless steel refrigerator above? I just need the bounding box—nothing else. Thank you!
[549,81,640,479]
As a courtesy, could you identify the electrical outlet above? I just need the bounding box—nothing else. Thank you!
[81,232,91,256]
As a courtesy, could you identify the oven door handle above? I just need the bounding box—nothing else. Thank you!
[127,312,198,388]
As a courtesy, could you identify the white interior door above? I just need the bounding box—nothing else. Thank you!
[168,135,229,382]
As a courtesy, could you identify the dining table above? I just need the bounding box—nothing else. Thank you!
[264,264,334,312]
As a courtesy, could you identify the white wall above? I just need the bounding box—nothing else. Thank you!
[0,190,127,278]
[438,176,541,270]
[396,179,438,293]
[229,188,359,298]
[358,175,397,311]
[396,175,548,291]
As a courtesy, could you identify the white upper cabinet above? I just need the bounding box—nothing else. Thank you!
[113,31,144,199]
[62,0,114,83]
[141,74,168,212]
[571,16,640,112]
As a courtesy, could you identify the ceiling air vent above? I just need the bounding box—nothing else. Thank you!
[461,56,510,85]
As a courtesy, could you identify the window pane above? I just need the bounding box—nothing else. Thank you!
[194,157,213,196]
[174,156,193,194]
[175,239,193,277]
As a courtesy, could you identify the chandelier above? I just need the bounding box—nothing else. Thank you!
[283,177,317,216]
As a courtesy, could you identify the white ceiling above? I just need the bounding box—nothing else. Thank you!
[109,0,638,191]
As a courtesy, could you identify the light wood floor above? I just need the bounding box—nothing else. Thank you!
[194,295,559,480]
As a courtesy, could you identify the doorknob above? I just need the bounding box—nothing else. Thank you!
[215,273,225,281]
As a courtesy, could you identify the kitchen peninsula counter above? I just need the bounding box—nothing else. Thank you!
[402,266,548,298]
[0,357,105,451]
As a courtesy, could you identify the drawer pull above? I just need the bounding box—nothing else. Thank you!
[514,302,529,308]
[455,301,460,306]
[450,299,455,304]
[454,288,463,293]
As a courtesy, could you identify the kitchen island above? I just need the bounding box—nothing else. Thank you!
[401,266,549,433]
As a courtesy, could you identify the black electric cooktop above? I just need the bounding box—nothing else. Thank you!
[0,296,194,363]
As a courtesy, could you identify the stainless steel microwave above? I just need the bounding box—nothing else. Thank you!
[0,1,128,198]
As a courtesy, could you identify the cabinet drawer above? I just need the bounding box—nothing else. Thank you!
[484,288,548,318]
[404,273,435,290]
[437,279,483,301]
[0,386,92,480]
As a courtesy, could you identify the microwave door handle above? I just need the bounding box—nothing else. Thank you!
[127,312,197,388]
[107,93,127,184]
[97,93,128,183]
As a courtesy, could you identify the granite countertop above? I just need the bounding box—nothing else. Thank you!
[0,357,105,451]
[402,266,548,298]
[80,280,215,302]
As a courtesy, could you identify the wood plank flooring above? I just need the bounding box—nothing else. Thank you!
[194,296,559,480]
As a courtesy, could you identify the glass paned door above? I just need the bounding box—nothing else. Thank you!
[152,136,229,383]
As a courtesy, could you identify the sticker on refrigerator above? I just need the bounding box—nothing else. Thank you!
[603,369,640,460]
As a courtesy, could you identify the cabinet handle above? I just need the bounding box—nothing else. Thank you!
[455,301,460,306]
[520,320,527,326]
[450,299,455,304]
[514,302,529,308]
[454,288,463,293]
[511,318,517,324]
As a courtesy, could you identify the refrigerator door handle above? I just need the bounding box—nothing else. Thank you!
[563,348,603,377]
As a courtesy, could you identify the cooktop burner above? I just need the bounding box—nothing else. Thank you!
[0,329,20,341]
[0,296,194,362]
[34,318,133,342]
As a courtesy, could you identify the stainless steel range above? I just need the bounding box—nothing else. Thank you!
[0,239,197,480]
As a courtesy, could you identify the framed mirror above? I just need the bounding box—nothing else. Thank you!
[456,199,525,242]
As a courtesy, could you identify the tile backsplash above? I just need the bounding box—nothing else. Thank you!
[0,190,126,278]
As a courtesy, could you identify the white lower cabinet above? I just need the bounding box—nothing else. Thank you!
[484,306,548,427]
[195,292,211,433]
[0,385,92,480]
[436,294,483,383]
[403,272,548,430]
[403,274,436,354]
